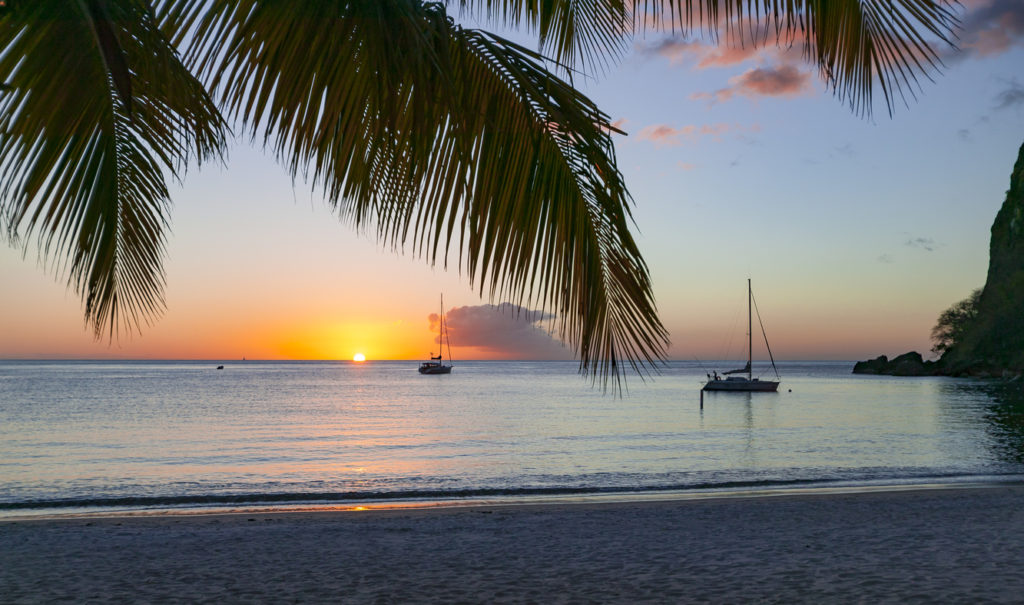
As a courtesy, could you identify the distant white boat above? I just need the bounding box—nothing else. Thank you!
[419,295,453,375]
[703,279,780,392]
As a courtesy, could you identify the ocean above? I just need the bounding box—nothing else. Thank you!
[2,360,1023,517]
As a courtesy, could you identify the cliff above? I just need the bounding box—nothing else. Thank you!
[855,141,1024,377]
[940,141,1024,376]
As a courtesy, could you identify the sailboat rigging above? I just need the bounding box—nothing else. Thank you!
[419,295,454,375]
[703,279,780,392]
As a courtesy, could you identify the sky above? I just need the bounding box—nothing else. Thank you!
[2,1,1023,363]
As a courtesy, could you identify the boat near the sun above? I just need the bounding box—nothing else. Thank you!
[419,295,454,375]
[703,279,780,392]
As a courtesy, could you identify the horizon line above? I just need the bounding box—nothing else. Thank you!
[0,357,871,363]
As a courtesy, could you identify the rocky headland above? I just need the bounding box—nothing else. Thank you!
[855,141,1024,378]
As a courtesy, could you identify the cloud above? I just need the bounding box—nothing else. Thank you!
[695,45,767,69]
[637,14,810,69]
[904,237,938,252]
[635,122,755,146]
[957,128,973,141]
[691,64,814,104]
[994,79,1024,110]
[732,64,812,96]
[677,162,697,171]
[645,38,709,65]
[958,0,1024,59]
[637,25,816,106]
[643,2,1023,66]
[432,304,571,359]
[878,254,895,264]
[644,37,767,68]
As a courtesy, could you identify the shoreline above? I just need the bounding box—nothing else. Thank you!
[5,475,1024,522]
[4,484,1024,602]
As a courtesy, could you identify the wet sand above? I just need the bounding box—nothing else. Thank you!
[3,484,1023,603]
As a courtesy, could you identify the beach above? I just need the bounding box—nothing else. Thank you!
[3,484,1023,603]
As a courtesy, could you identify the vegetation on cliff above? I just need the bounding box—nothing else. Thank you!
[931,289,981,357]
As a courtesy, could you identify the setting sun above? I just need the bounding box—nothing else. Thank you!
[353,353,366,362]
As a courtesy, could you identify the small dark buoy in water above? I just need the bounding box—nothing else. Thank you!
[217,365,224,370]
[788,389,792,392]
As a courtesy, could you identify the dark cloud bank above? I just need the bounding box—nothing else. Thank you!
[430,304,572,360]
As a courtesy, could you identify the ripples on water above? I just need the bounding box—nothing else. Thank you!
[1,360,1023,514]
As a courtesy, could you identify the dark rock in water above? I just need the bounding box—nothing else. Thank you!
[853,352,938,376]
[852,355,889,375]
[889,352,938,376]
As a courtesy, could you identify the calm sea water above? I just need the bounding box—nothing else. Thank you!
[2,360,1024,516]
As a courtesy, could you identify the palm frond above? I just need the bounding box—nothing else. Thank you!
[167,0,667,387]
[644,0,959,116]
[454,0,633,73]
[459,0,959,116]
[453,28,668,385]
[0,0,226,338]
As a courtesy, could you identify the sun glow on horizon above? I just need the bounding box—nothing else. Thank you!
[353,353,366,362]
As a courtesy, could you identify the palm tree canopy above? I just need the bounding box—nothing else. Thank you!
[0,0,225,338]
[0,0,959,387]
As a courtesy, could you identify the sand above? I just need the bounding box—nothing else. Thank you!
[2,484,1024,603]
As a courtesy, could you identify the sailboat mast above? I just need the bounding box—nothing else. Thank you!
[748,278,752,381]
[442,294,453,364]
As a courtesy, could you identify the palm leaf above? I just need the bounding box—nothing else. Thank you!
[459,0,960,116]
[454,0,633,72]
[164,0,667,387]
[0,0,226,338]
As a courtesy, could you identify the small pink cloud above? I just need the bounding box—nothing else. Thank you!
[650,39,706,64]
[640,19,805,71]
[645,38,784,70]
[695,44,762,68]
[636,122,755,146]
[970,27,1013,55]
[692,64,813,104]
[636,124,693,145]
[731,64,812,97]
[699,123,729,136]
[677,162,697,171]
[961,1,1024,57]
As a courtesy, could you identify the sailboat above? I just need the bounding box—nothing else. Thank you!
[419,295,454,375]
[703,279,780,392]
